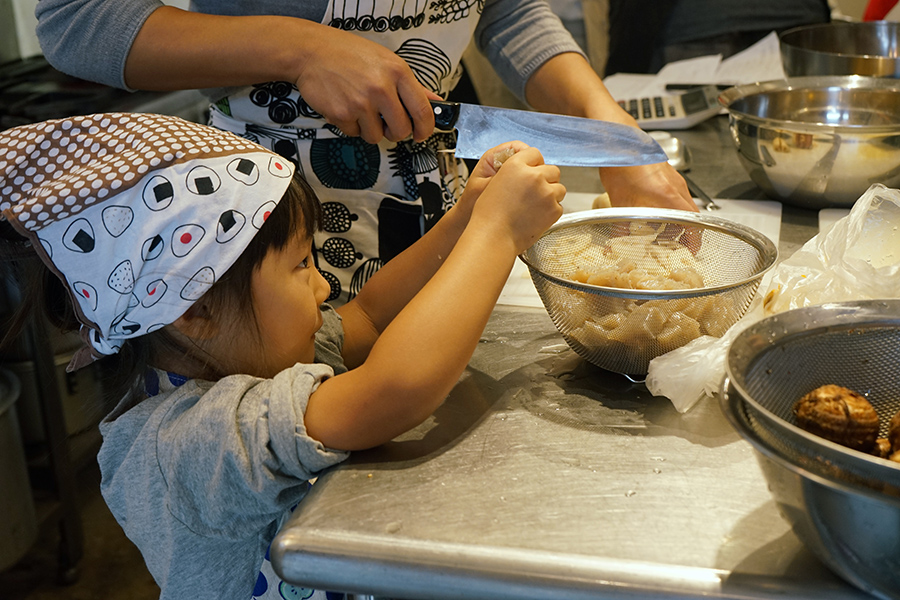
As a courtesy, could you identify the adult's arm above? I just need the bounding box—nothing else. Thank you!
[36,0,160,89]
[35,1,436,142]
[524,52,696,212]
[473,0,585,102]
[470,0,695,212]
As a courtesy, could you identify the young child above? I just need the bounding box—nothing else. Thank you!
[0,113,564,599]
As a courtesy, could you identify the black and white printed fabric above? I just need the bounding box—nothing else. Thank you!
[0,113,295,370]
[209,0,482,304]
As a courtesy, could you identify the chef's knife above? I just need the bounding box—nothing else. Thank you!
[431,100,668,167]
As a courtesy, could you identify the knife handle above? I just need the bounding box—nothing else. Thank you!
[430,100,460,131]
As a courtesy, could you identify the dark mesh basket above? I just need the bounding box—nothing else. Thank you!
[725,300,900,495]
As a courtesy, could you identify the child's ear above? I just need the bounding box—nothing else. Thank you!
[171,301,218,340]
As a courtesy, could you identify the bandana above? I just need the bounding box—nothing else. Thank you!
[0,113,295,370]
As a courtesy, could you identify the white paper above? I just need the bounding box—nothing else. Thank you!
[600,73,658,103]
[818,208,852,234]
[715,31,786,85]
[647,55,724,96]
[602,31,786,102]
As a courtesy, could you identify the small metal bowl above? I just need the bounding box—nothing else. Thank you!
[719,76,900,208]
[781,21,900,78]
[722,300,900,600]
[520,208,776,377]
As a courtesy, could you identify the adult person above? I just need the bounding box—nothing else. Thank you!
[606,0,832,75]
[35,0,694,303]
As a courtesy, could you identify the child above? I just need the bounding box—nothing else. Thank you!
[0,112,564,599]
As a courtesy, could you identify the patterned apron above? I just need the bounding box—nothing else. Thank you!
[210,0,484,304]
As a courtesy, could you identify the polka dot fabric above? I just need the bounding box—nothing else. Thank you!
[0,113,295,370]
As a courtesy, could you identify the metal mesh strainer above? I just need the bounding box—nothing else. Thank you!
[520,208,777,376]
[725,300,900,495]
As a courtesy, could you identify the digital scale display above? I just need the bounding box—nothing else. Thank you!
[680,89,711,115]
[616,85,721,130]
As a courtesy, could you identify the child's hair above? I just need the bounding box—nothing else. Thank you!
[0,172,323,407]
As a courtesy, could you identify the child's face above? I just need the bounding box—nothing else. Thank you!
[230,231,331,378]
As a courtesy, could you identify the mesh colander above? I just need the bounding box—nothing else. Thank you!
[725,300,900,496]
[520,208,777,376]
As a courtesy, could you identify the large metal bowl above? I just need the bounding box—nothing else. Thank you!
[781,21,900,78]
[718,76,900,208]
[721,300,900,600]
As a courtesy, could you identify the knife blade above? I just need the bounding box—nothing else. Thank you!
[431,100,668,167]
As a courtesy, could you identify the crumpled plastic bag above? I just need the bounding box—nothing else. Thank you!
[645,183,900,413]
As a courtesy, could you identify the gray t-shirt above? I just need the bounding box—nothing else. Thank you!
[35,0,583,103]
[97,304,350,600]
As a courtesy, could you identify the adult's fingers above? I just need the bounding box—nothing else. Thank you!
[380,93,414,142]
[398,79,437,143]
[327,117,361,139]
[357,111,387,145]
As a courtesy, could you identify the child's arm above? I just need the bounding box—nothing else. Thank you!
[335,142,526,368]
[307,144,565,450]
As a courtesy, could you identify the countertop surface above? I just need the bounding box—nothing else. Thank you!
[271,115,866,599]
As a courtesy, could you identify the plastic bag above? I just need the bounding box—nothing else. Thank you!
[646,184,900,413]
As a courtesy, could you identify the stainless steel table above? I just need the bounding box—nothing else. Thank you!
[272,116,866,599]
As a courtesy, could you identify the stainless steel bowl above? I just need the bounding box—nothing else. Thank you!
[520,208,776,377]
[781,21,900,78]
[718,76,900,208]
[722,300,900,600]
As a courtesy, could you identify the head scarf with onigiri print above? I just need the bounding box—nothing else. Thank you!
[0,113,295,370]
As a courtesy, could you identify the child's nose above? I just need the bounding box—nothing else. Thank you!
[313,267,330,303]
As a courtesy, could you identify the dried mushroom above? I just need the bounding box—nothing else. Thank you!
[890,410,900,452]
[873,438,893,459]
[793,384,880,453]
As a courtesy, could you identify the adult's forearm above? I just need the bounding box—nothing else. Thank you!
[125,6,435,143]
[523,52,638,127]
[124,7,306,90]
[524,52,697,212]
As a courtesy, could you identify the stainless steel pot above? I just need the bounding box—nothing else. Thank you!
[721,390,900,600]
[719,76,900,208]
[780,21,900,78]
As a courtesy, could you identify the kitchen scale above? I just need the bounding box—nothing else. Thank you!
[617,84,722,130]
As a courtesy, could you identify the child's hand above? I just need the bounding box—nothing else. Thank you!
[468,145,566,255]
[454,141,531,222]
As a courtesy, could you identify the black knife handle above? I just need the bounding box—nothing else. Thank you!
[430,100,460,131]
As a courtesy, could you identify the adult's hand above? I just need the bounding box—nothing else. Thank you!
[124,8,438,144]
[598,161,698,213]
[295,25,440,143]
[522,53,697,213]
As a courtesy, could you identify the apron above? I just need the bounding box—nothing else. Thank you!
[210,0,483,304]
